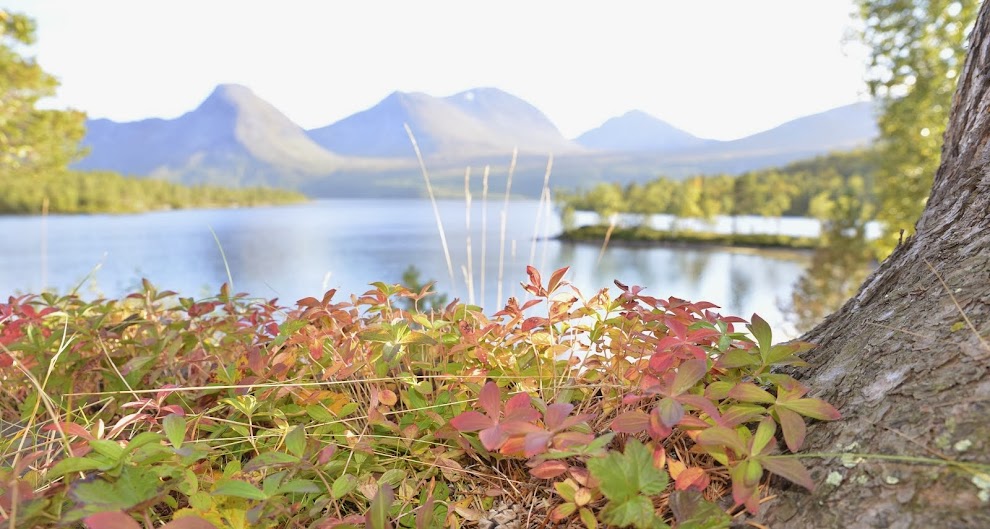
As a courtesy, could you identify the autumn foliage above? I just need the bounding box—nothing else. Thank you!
[0,268,838,528]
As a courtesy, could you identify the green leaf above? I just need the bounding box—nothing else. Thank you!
[285,425,306,458]
[124,431,165,454]
[337,402,360,418]
[379,469,406,487]
[599,495,669,529]
[717,350,759,369]
[306,404,336,422]
[554,480,577,502]
[49,456,107,479]
[578,507,598,529]
[332,474,358,499]
[668,490,731,529]
[670,359,707,396]
[748,314,772,359]
[778,398,841,421]
[89,440,125,462]
[751,417,776,456]
[367,485,395,529]
[70,466,163,511]
[212,479,268,501]
[272,319,308,347]
[278,479,322,495]
[727,382,776,404]
[243,451,300,471]
[587,439,668,502]
[162,414,186,449]
[696,427,748,456]
[765,343,807,366]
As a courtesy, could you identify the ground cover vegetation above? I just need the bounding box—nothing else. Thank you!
[0,269,839,528]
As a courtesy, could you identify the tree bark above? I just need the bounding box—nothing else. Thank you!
[759,5,990,528]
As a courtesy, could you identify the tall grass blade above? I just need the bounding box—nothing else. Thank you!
[404,122,456,294]
[529,154,554,280]
[41,196,49,292]
[464,166,474,305]
[480,165,490,307]
[209,225,235,291]
[597,214,618,265]
[497,149,518,305]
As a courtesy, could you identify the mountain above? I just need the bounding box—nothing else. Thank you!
[710,102,878,156]
[306,88,578,158]
[76,84,344,186]
[75,84,879,197]
[575,110,708,152]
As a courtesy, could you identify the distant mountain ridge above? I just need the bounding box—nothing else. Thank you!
[77,84,344,186]
[576,110,709,152]
[306,87,578,157]
[75,84,879,196]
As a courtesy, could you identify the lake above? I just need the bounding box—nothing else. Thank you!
[0,199,812,337]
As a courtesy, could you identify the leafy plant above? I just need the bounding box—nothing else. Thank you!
[0,266,840,528]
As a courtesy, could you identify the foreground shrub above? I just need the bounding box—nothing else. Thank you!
[0,268,838,528]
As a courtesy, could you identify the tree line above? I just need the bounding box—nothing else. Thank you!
[0,170,306,215]
[556,149,879,230]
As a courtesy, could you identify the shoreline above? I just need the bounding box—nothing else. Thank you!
[555,225,820,253]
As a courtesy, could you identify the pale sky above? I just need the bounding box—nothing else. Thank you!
[6,1,871,141]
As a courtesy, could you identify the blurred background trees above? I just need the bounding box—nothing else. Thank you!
[859,0,979,256]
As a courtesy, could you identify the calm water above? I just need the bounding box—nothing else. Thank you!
[0,199,811,337]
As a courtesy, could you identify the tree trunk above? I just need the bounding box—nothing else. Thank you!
[759,5,990,528]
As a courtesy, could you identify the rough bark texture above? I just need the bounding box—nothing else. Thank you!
[757,5,990,528]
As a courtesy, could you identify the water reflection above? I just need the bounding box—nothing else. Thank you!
[786,231,875,333]
[0,199,833,338]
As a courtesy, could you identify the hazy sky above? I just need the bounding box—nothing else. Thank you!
[7,1,871,140]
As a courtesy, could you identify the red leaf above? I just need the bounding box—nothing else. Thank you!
[647,407,674,440]
[479,427,509,451]
[546,267,569,294]
[503,393,539,422]
[611,410,649,434]
[552,431,595,450]
[543,403,575,430]
[775,407,807,452]
[521,317,547,332]
[478,381,501,420]
[656,397,684,428]
[761,456,815,491]
[84,511,143,529]
[674,467,710,491]
[523,430,553,457]
[449,411,492,432]
[529,460,569,479]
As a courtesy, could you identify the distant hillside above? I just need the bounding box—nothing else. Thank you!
[76,84,344,187]
[575,110,708,152]
[306,88,578,158]
[705,102,878,156]
[74,83,879,198]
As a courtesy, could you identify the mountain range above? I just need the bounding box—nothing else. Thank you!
[74,84,878,197]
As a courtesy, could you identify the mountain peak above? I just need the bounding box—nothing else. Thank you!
[576,110,705,152]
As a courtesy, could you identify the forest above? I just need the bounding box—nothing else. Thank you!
[0,170,307,215]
